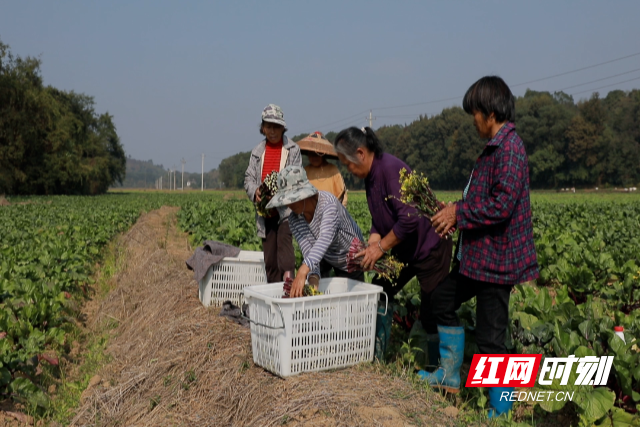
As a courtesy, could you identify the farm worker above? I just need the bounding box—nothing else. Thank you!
[244,104,302,283]
[265,165,365,298]
[423,76,539,419]
[298,131,349,207]
[333,127,453,362]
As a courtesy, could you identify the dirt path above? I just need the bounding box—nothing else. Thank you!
[70,207,458,427]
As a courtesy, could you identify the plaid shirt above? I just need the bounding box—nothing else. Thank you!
[455,122,539,285]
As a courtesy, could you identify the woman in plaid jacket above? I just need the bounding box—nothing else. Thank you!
[419,76,539,419]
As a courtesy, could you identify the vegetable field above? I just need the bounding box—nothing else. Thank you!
[2,191,640,425]
[0,194,210,409]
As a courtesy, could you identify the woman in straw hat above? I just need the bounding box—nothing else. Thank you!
[266,165,364,298]
[299,132,349,207]
[244,104,302,283]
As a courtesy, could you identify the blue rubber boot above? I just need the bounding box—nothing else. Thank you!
[487,387,514,418]
[417,325,464,393]
[426,333,440,371]
[374,303,393,362]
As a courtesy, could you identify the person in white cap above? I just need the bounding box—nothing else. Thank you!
[244,104,302,283]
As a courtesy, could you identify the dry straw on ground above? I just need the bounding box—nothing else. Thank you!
[70,207,456,427]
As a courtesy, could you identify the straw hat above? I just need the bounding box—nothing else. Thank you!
[296,131,337,158]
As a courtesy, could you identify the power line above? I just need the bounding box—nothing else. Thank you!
[557,68,640,91]
[298,109,371,131]
[377,112,436,118]
[371,95,462,111]
[300,50,640,132]
[365,51,640,113]
[512,51,640,87]
[570,76,640,96]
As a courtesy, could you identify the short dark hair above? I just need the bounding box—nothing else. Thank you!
[333,126,383,162]
[259,120,288,136]
[462,76,515,123]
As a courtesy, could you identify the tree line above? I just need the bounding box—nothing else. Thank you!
[375,89,640,190]
[218,88,640,191]
[0,40,126,195]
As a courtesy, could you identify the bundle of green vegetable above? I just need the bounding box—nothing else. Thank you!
[346,238,404,281]
[256,171,279,217]
[397,168,455,236]
[282,272,323,298]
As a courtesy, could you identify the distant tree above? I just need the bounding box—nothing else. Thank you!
[118,158,168,188]
[290,132,308,142]
[219,151,251,189]
[0,40,126,195]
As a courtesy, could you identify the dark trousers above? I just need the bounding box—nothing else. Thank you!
[372,238,452,335]
[372,267,443,335]
[262,216,295,283]
[432,266,513,354]
[373,268,438,334]
[319,260,365,282]
[333,266,365,281]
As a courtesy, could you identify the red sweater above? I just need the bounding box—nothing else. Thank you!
[261,140,283,181]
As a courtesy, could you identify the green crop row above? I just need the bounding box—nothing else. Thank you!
[0,193,213,409]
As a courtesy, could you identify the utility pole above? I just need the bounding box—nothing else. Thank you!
[366,110,376,128]
[160,176,162,190]
[181,158,186,191]
[173,165,176,190]
[201,153,205,191]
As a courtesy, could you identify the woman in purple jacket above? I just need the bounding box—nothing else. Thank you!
[422,76,539,419]
[333,127,453,364]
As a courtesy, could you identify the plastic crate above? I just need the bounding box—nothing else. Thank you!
[198,250,267,307]
[244,278,386,378]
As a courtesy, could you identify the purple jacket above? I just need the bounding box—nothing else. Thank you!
[365,153,442,264]
[455,122,539,285]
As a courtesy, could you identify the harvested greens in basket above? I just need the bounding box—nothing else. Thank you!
[256,171,279,217]
[282,271,323,298]
[346,238,404,282]
[397,168,455,236]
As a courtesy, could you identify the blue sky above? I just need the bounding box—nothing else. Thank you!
[2,1,640,172]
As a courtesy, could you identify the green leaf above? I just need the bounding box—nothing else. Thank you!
[534,287,552,314]
[537,393,569,412]
[578,320,596,341]
[556,285,571,305]
[574,387,615,421]
[574,345,596,358]
[604,407,640,427]
[512,311,539,330]
[0,367,11,386]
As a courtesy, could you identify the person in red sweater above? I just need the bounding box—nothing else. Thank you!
[244,104,302,282]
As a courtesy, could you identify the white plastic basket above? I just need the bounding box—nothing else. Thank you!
[198,250,267,307]
[244,278,387,378]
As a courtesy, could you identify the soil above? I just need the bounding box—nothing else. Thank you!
[65,207,458,427]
